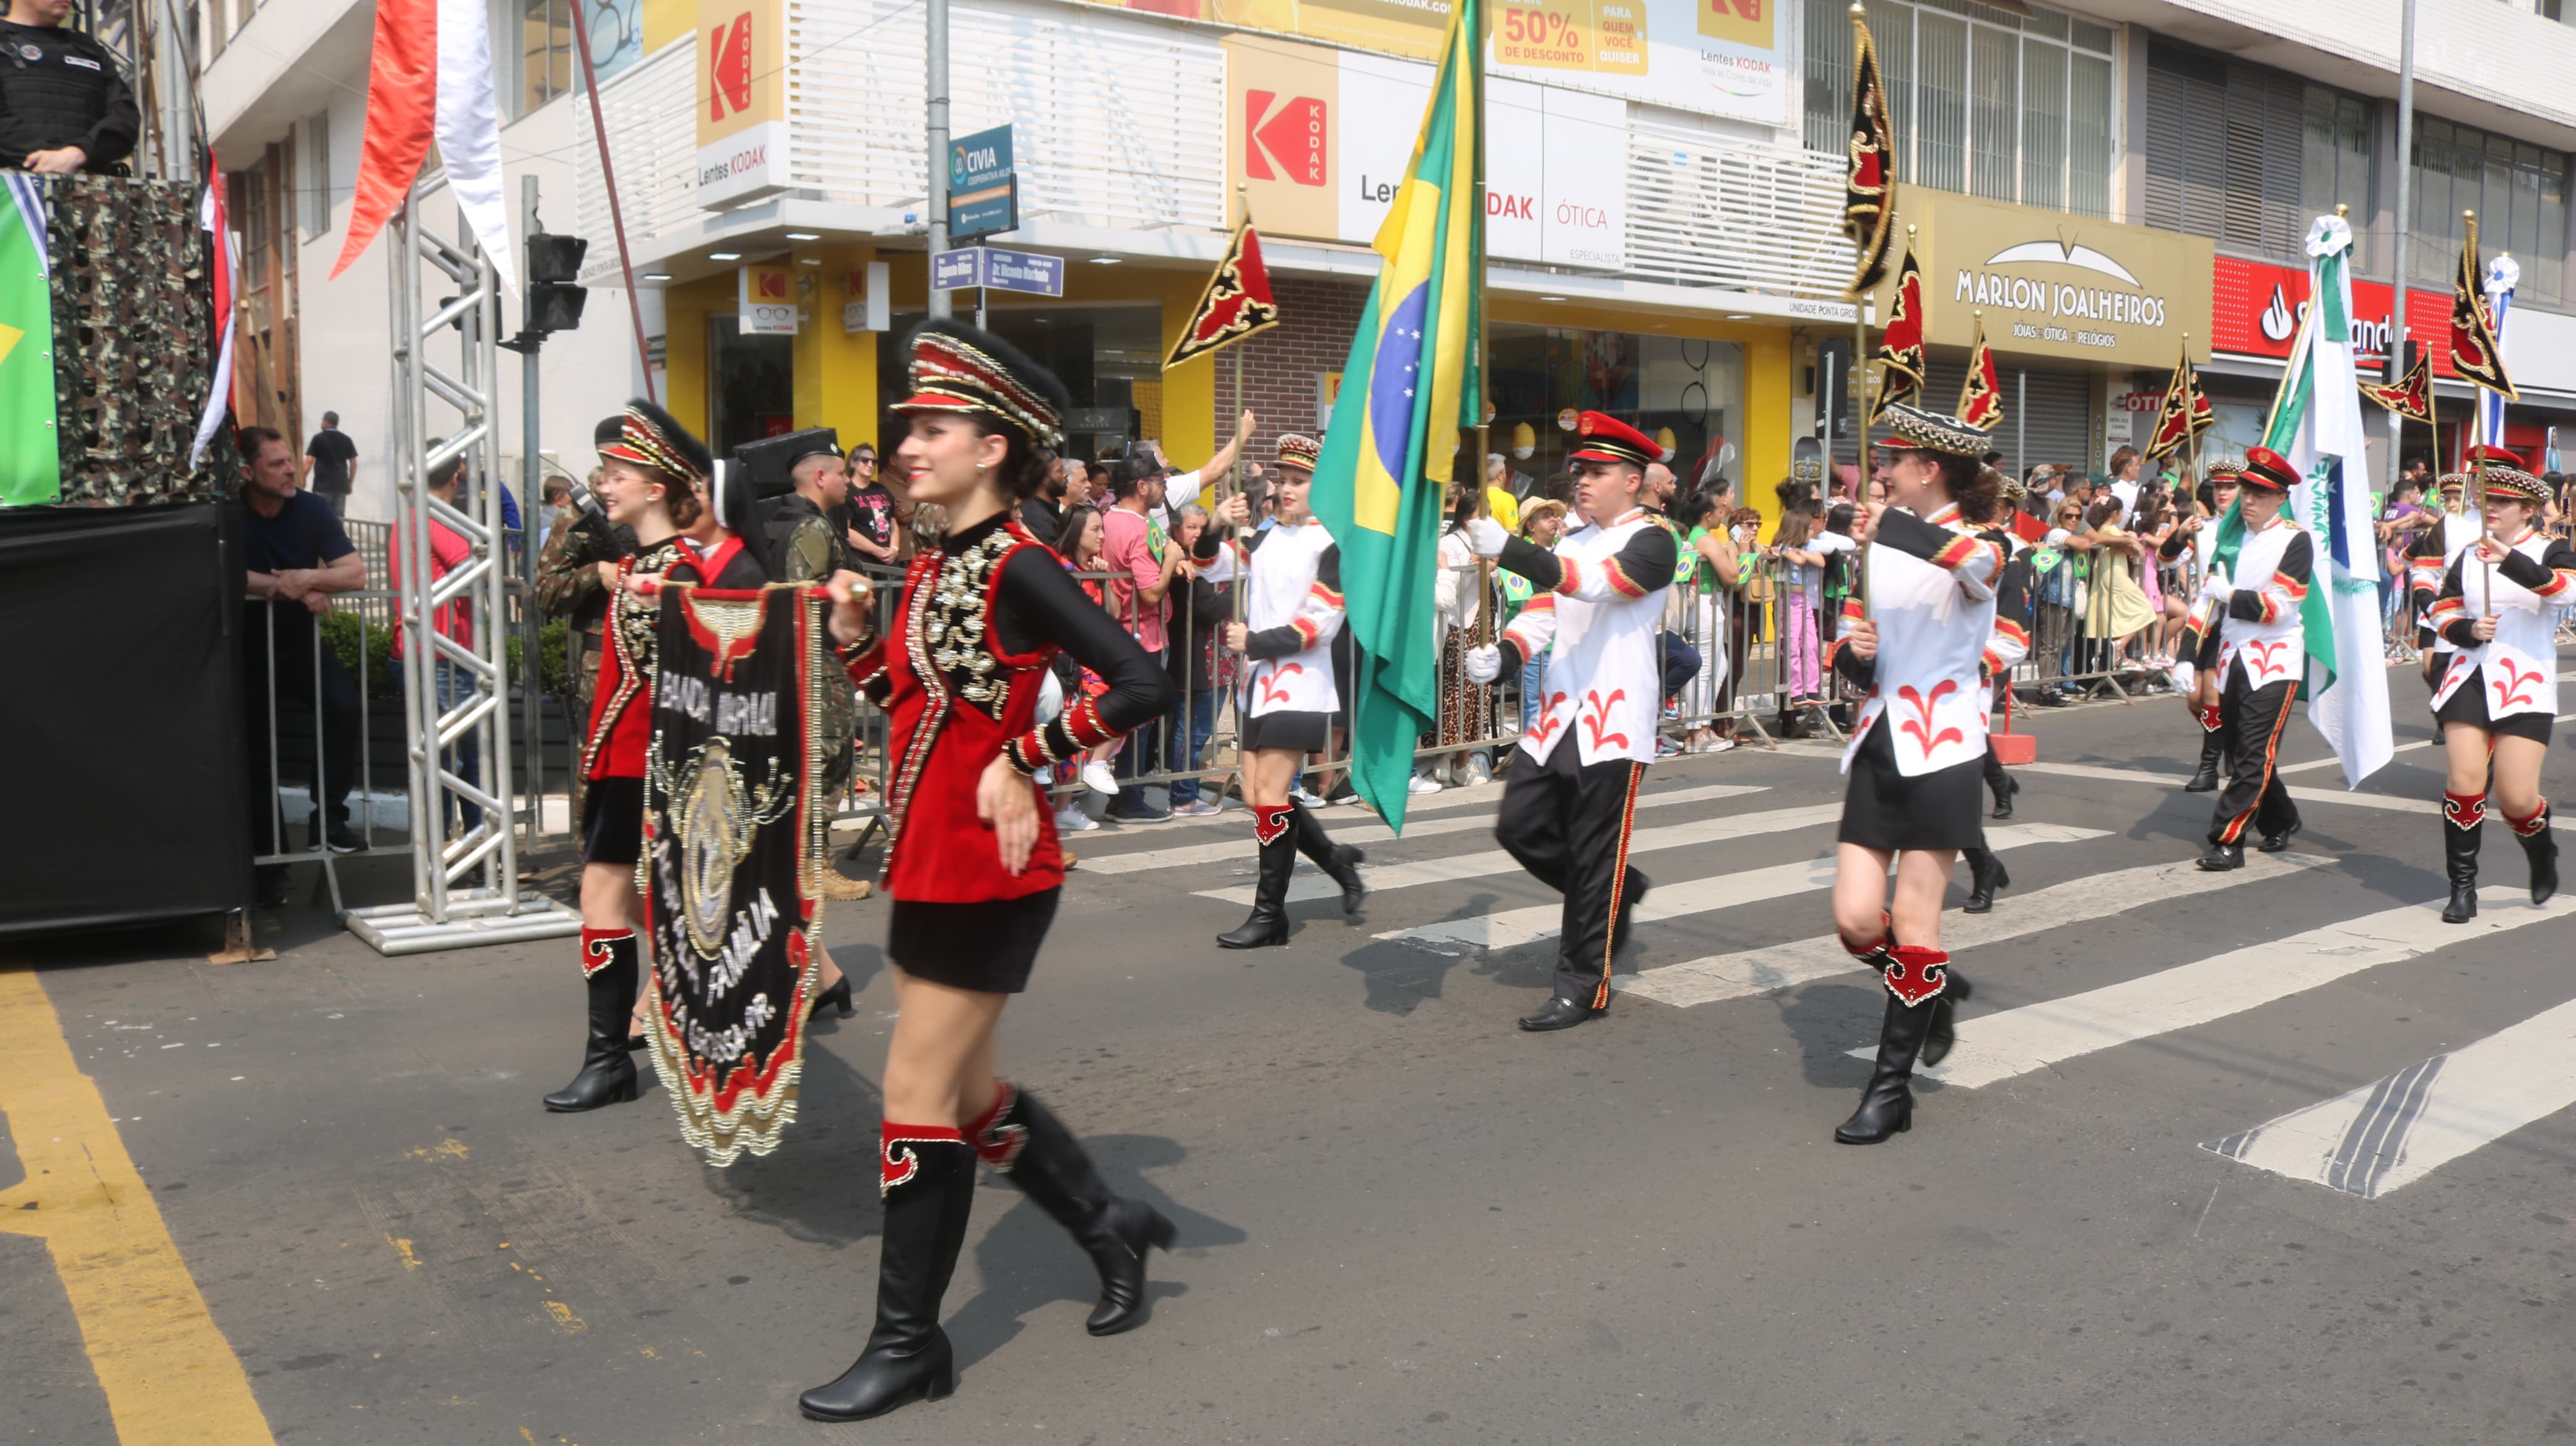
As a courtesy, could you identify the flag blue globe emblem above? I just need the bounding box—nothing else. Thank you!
[1368,282,1431,483]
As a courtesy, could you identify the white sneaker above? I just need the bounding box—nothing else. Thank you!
[1408,773,1443,795]
[1290,786,1326,807]
[1053,806,1099,832]
[1464,756,1493,786]
[1080,760,1120,796]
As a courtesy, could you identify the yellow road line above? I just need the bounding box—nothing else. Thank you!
[0,965,275,1445]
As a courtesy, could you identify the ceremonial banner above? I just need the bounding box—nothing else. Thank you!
[1308,0,1481,834]
[1840,11,1896,298]
[1868,242,1923,422]
[2447,212,2515,400]
[1166,220,1281,368]
[643,584,829,1165]
[1957,313,2003,431]
[2360,347,2431,425]
[0,175,54,505]
[2143,337,2213,462]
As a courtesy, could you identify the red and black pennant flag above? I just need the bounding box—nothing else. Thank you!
[2449,213,2517,399]
[1957,312,2003,431]
[1868,242,1924,422]
[1842,12,1897,299]
[2360,347,2432,425]
[1165,220,1282,368]
[2143,338,2212,461]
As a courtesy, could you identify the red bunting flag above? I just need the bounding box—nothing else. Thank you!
[1165,220,1282,368]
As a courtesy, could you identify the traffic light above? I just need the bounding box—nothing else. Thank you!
[524,232,590,336]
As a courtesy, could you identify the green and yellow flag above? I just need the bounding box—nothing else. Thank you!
[1307,0,1481,832]
[0,175,57,506]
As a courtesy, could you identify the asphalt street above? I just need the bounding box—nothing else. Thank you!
[8,675,2576,1445]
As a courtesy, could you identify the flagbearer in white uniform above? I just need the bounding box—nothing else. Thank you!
[1821,402,2004,1144]
[2408,461,2492,693]
[2424,458,2575,921]
[1212,435,1367,947]
[1461,412,1679,1033]
[2179,445,2310,873]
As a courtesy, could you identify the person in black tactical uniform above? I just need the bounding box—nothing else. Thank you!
[2,0,139,175]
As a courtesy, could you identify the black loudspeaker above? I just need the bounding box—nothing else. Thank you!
[0,503,252,936]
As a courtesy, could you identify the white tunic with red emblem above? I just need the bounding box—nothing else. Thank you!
[1500,507,1677,767]
[1837,503,2003,778]
[1234,520,1344,716]
[2428,529,2576,721]
[2195,514,2310,690]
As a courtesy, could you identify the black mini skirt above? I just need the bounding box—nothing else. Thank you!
[1838,717,1988,852]
[2434,674,2554,744]
[1242,708,1333,754]
[887,891,1061,994]
[580,775,646,866]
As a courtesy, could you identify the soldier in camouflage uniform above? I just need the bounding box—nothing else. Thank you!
[755,430,871,900]
[533,419,635,826]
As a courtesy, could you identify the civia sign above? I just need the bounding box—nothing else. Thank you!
[1952,234,2173,351]
[1245,91,1326,186]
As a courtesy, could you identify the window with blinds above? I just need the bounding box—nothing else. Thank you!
[1830,362,2096,476]
[2409,118,2567,304]
[2141,41,2373,270]
[1803,0,2115,219]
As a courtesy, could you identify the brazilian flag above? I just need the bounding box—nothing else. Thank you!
[0,175,56,506]
[1307,0,1481,832]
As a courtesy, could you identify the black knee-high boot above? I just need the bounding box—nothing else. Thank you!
[2187,704,2227,792]
[2505,799,2558,906]
[1961,846,2008,914]
[1837,945,1951,1144]
[799,1128,976,1422]
[1217,805,1296,948]
[969,1083,1177,1336]
[1290,801,1367,914]
[543,929,642,1112]
[2442,791,2485,924]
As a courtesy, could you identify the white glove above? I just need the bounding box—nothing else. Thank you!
[2168,659,2195,694]
[1463,645,1502,684]
[1464,515,1511,559]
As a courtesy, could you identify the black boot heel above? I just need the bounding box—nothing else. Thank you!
[985,1087,1180,1337]
[808,977,855,1022]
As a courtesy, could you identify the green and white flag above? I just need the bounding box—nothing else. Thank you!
[0,175,57,506]
[2217,213,2391,788]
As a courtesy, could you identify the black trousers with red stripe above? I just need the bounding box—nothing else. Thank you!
[2207,671,2300,847]
[1497,741,1647,1010]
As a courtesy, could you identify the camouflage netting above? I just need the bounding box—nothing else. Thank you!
[43,174,236,504]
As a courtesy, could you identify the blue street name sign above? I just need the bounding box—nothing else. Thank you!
[929,246,1065,298]
[947,124,1017,242]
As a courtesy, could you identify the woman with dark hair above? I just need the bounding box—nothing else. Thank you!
[1822,402,2004,1144]
[1206,434,1368,947]
[546,401,767,1115]
[801,323,1178,1422]
[2423,456,2574,921]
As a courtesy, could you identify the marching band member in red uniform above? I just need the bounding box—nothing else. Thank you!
[547,402,766,1114]
[1209,434,1367,947]
[2177,446,2308,874]
[2424,458,2575,921]
[799,324,1178,1424]
[1824,403,2004,1144]
[1460,412,1679,1033]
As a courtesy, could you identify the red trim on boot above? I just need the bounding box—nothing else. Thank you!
[2504,799,2551,838]
[965,1081,1029,1168]
[1840,911,1894,967]
[2444,790,2489,829]
[1252,803,1294,847]
[1883,946,1951,1007]
[881,1122,965,1196]
[579,926,633,979]
[2198,703,2223,732]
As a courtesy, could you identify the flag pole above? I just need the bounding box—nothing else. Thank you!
[1472,7,1494,653]
[2468,209,2494,606]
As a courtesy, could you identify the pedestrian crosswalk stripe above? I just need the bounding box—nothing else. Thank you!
[1897,887,2576,1090]
[2202,993,2576,1199]
[1082,785,1767,874]
[1197,802,1850,907]
[1377,823,2108,952]
[2016,761,2434,814]
[1616,852,2333,1008]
